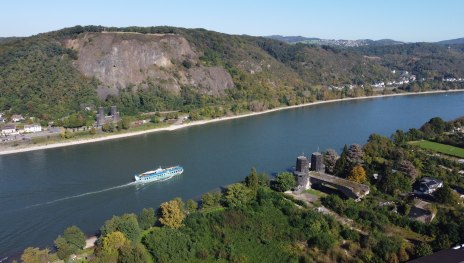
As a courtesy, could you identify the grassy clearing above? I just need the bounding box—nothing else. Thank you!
[303,188,328,197]
[411,140,464,158]
[383,225,433,242]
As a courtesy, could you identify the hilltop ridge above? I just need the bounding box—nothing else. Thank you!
[1,25,464,120]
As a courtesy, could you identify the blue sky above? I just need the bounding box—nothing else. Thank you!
[0,0,462,41]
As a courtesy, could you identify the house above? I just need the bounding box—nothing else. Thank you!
[0,117,5,123]
[24,124,42,133]
[1,125,16,135]
[11,114,25,122]
[414,177,443,195]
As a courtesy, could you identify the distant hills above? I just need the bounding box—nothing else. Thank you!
[265,35,464,47]
[265,35,404,47]
[436,37,464,45]
[1,25,464,120]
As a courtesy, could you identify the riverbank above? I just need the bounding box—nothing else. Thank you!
[1,89,463,156]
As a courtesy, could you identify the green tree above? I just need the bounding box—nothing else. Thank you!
[54,236,72,260]
[272,172,296,192]
[142,227,193,262]
[100,214,141,242]
[120,117,131,130]
[415,242,433,257]
[95,231,130,263]
[244,167,259,191]
[378,166,412,195]
[159,198,186,229]
[137,208,155,230]
[119,243,150,263]
[102,122,115,132]
[54,225,85,260]
[434,186,459,205]
[201,192,222,209]
[150,115,160,123]
[257,172,270,187]
[185,199,198,214]
[308,232,337,251]
[334,145,348,177]
[20,247,53,263]
[224,183,253,208]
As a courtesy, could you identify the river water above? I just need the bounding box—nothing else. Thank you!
[1,92,464,258]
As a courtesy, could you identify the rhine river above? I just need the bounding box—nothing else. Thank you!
[1,92,464,258]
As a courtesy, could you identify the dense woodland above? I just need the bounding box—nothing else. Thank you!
[19,117,464,263]
[1,26,464,123]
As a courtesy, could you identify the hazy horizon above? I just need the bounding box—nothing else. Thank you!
[0,0,463,42]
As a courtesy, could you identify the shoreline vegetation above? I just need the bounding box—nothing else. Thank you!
[1,89,463,156]
[19,115,464,262]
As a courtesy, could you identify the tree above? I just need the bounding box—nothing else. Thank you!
[379,170,412,196]
[119,243,150,263]
[100,214,141,242]
[257,172,270,187]
[95,231,130,262]
[54,225,85,260]
[54,236,72,260]
[185,199,198,214]
[21,247,53,263]
[347,144,364,168]
[348,165,367,183]
[244,168,259,191]
[391,129,406,146]
[159,198,186,229]
[63,225,85,250]
[415,242,433,257]
[399,160,418,180]
[150,115,160,123]
[120,117,131,130]
[324,149,338,174]
[434,186,459,205]
[102,122,115,132]
[224,183,253,208]
[142,227,193,262]
[138,208,155,230]
[334,145,348,177]
[201,192,222,209]
[272,172,296,192]
[308,232,337,251]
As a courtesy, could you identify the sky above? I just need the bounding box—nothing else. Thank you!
[0,0,462,42]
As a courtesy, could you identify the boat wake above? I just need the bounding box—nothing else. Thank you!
[25,182,136,209]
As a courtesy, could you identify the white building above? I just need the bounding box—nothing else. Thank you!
[24,124,42,133]
[1,125,16,135]
[11,114,24,122]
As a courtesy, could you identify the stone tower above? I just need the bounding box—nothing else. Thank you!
[311,152,324,172]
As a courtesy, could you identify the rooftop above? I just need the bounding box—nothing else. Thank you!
[309,171,370,197]
[409,246,464,263]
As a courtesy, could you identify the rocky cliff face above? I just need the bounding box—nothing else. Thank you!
[64,32,234,98]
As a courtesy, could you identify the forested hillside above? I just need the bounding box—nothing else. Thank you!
[352,43,464,79]
[1,26,464,121]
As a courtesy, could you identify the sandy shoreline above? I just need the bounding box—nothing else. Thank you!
[1,89,463,156]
